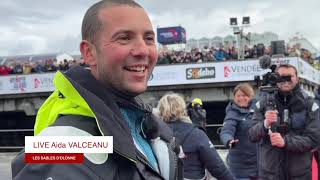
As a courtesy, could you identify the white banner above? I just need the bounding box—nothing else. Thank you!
[148,56,303,85]
[0,57,318,95]
[297,59,320,84]
[0,73,55,94]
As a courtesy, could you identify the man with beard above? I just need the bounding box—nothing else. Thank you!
[249,64,320,180]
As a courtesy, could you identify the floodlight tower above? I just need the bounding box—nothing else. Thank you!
[229,16,250,60]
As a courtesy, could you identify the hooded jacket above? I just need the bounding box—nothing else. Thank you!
[167,119,235,180]
[248,86,320,180]
[12,66,182,180]
[220,101,258,178]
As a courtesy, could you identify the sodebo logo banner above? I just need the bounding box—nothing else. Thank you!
[24,136,113,163]
[186,67,215,79]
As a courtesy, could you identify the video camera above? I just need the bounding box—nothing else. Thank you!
[254,55,291,92]
[254,55,291,134]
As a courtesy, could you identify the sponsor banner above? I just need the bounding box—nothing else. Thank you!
[148,63,218,86]
[297,59,320,84]
[222,59,262,81]
[25,153,84,163]
[148,57,312,86]
[0,57,318,95]
[222,57,299,82]
[186,67,215,80]
[25,136,113,154]
[0,73,55,95]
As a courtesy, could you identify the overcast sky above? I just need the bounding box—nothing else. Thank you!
[1,0,319,56]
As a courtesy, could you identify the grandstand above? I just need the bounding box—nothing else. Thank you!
[0,30,319,150]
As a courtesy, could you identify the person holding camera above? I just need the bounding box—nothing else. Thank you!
[248,64,320,180]
[220,83,258,179]
[187,98,207,132]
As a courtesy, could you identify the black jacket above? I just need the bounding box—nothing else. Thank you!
[248,87,320,180]
[167,120,235,180]
[220,101,258,178]
[12,66,182,180]
[187,105,207,131]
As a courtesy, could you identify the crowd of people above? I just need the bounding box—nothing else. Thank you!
[0,59,87,76]
[1,40,319,76]
[10,1,320,180]
[157,44,320,70]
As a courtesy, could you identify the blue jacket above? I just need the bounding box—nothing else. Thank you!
[214,50,225,61]
[220,101,258,178]
[168,120,235,180]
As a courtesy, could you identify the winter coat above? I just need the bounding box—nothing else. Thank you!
[248,87,320,180]
[167,120,235,180]
[220,101,258,178]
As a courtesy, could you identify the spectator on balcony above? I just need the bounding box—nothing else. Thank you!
[157,51,168,65]
[184,52,193,63]
[287,45,295,57]
[163,51,173,64]
[33,61,45,73]
[292,44,302,57]
[13,62,23,74]
[203,51,216,62]
[244,45,254,59]
[44,60,57,72]
[215,48,226,61]
[175,52,184,64]
[228,46,238,60]
[59,59,69,71]
[194,52,203,63]
[0,64,12,75]
[256,43,265,58]
[23,62,33,74]
[301,48,313,64]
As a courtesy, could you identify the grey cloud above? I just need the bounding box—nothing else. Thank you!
[47,35,82,55]
[1,0,319,56]
[137,0,246,15]
[0,0,96,26]
[0,40,36,56]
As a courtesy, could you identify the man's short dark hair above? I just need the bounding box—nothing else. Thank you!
[276,64,298,76]
[81,0,142,45]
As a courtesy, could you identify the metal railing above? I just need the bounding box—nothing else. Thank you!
[0,129,33,151]
[0,125,227,151]
[0,129,33,132]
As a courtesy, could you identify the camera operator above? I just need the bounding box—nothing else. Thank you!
[248,64,320,180]
[187,98,207,132]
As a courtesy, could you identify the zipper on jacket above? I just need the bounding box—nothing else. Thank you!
[136,150,165,179]
[93,116,137,164]
[168,137,178,180]
[140,112,150,139]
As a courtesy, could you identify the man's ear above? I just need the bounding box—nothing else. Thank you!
[80,40,97,67]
